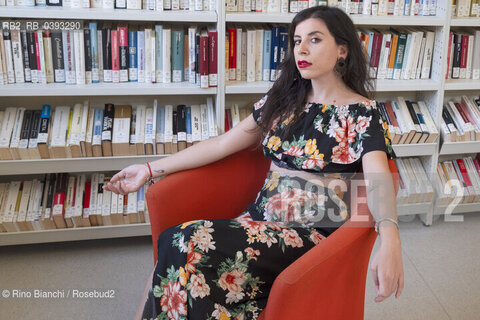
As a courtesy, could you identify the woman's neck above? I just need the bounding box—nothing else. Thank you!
[308,75,354,104]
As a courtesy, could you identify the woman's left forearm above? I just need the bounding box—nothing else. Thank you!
[365,172,401,244]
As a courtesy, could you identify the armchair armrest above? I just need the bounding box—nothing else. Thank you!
[261,159,399,320]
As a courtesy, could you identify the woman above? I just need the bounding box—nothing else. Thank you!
[105,6,404,320]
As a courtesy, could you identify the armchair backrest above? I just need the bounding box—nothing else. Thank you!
[146,145,271,263]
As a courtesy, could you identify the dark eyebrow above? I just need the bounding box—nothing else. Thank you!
[293,31,324,38]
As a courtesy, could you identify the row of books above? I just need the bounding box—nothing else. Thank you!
[223,25,436,83]
[451,0,480,17]
[225,25,288,83]
[394,157,433,204]
[0,98,219,160]
[435,155,480,205]
[0,23,218,88]
[224,104,252,131]
[446,30,480,80]
[226,0,438,16]
[0,173,150,233]
[0,0,216,10]
[441,96,480,142]
[378,98,439,145]
[360,27,436,80]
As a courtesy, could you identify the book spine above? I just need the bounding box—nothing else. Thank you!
[208,29,217,87]
[162,28,171,83]
[73,30,85,85]
[172,29,185,83]
[111,30,119,83]
[84,28,93,84]
[102,27,112,82]
[270,26,279,81]
[89,22,99,83]
[11,30,25,84]
[199,29,209,88]
[118,26,129,82]
[26,30,38,83]
[137,30,145,83]
[3,29,15,84]
[154,25,163,83]
[459,34,468,79]
[128,30,138,82]
[62,30,76,84]
[51,31,65,83]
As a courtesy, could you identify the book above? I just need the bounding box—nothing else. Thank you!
[172,28,185,83]
[176,105,187,151]
[9,107,26,160]
[37,105,51,159]
[112,104,132,156]
[52,173,68,229]
[28,110,42,159]
[50,106,70,159]
[18,109,34,160]
[199,28,209,88]
[155,105,165,154]
[208,28,218,87]
[102,103,114,156]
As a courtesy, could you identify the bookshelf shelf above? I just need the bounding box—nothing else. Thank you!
[375,79,440,91]
[450,17,480,27]
[0,223,151,246]
[439,141,480,155]
[225,79,440,94]
[0,6,218,22]
[397,202,433,216]
[350,15,446,26]
[0,82,216,96]
[392,143,438,157]
[0,155,167,175]
[225,81,272,94]
[435,202,480,215]
[226,12,296,23]
[444,79,480,91]
[226,13,445,26]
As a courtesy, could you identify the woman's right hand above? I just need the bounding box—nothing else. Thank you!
[103,164,150,195]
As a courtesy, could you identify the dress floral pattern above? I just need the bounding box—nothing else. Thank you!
[254,96,394,174]
[142,96,393,320]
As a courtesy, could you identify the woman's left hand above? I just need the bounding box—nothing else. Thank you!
[369,228,404,302]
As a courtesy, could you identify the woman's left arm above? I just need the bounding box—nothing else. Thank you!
[362,150,404,303]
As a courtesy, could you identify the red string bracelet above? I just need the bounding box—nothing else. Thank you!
[146,162,155,185]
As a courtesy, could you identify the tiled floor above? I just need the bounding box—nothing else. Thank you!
[1,213,479,320]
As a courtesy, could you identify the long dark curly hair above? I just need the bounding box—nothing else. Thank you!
[254,5,375,140]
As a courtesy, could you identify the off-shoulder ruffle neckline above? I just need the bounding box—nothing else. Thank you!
[305,100,374,108]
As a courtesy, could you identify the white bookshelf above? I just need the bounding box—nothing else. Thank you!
[392,143,438,157]
[226,12,446,26]
[0,155,167,175]
[435,203,480,216]
[225,79,440,94]
[0,1,479,245]
[444,80,480,91]
[397,202,433,216]
[0,6,217,22]
[0,82,217,97]
[450,17,480,27]
[0,223,151,246]
[439,141,480,155]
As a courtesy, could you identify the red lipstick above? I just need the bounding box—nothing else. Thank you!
[297,60,312,68]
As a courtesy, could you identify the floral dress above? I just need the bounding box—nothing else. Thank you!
[142,96,394,320]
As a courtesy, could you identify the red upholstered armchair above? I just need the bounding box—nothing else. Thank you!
[145,146,399,320]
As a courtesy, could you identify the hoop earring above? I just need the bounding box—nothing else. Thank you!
[334,57,347,77]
